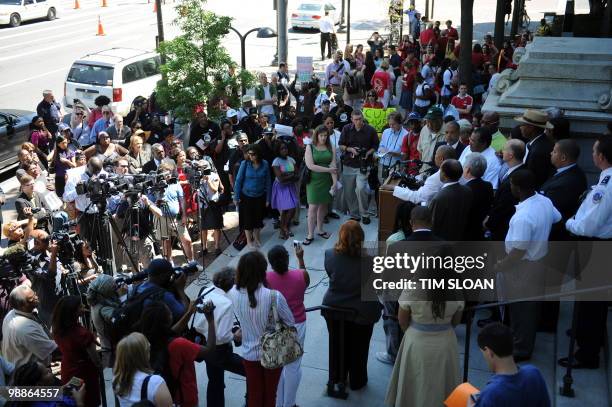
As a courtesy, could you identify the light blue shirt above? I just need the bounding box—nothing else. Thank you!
[89,117,111,142]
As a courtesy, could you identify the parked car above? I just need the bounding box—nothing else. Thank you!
[0,0,58,28]
[0,109,36,173]
[291,1,341,31]
[63,48,162,117]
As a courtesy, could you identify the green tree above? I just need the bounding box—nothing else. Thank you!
[155,0,255,121]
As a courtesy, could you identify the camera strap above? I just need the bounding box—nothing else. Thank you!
[189,286,216,332]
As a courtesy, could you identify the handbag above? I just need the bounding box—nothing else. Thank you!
[300,145,313,184]
[260,291,303,369]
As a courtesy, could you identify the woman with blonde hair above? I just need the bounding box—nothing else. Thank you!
[127,132,152,173]
[344,43,355,65]
[113,332,173,407]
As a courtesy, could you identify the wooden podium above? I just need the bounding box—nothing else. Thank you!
[378,178,403,242]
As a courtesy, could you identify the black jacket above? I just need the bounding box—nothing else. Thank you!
[429,183,473,241]
[486,164,525,241]
[465,178,494,241]
[141,159,159,175]
[525,135,554,189]
[540,164,587,240]
[432,141,466,161]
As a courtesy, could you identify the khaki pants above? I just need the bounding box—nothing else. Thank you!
[341,166,371,218]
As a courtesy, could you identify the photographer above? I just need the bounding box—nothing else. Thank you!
[125,96,152,130]
[189,111,221,156]
[29,230,63,326]
[86,274,122,368]
[15,175,49,231]
[133,258,189,323]
[3,208,36,248]
[338,110,379,224]
[146,162,195,263]
[198,160,224,256]
[63,157,108,254]
[190,267,245,407]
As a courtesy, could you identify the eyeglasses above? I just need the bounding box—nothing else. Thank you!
[118,164,129,168]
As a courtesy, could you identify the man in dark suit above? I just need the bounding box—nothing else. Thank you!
[429,159,473,241]
[515,109,554,189]
[462,152,494,240]
[379,206,439,365]
[485,139,526,241]
[541,139,588,240]
[432,121,466,165]
[142,143,165,174]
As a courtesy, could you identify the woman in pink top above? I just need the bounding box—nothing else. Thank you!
[266,244,310,407]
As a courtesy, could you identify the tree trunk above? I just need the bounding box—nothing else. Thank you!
[459,0,474,91]
[494,0,506,49]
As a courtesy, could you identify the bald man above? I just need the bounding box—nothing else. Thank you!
[481,111,507,153]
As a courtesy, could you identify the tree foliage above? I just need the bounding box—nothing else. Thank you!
[155,0,255,120]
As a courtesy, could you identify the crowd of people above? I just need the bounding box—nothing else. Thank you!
[0,4,610,407]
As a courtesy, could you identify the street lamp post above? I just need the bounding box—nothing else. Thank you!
[228,26,277,70]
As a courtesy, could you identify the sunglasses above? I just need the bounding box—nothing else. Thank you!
[75,113,84,116]
[102,111,112,115]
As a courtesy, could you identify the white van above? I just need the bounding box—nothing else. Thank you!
[64,48,161,117]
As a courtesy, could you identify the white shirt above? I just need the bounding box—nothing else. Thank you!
[116,371,165,407]
[63,168,108,213]
[441,69,455,97]
[379,127,408,167]
[260,85,275,115]
[435,103,460,121]
[459,146,502,189]
[319,15,335,33]
[505,193,562,260]
[1,309,57,369]
[523,134,544,163]
[393,169,442,204]
[191,286,235,345]
[566,167,612,239]
[228,285,294,361]
[421,64,435,87]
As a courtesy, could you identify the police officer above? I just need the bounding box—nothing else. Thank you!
[559,135,612,369]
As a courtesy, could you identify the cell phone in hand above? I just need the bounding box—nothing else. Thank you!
[293,240,301,249]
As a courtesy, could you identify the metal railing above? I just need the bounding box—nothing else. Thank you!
[462,284,612,398]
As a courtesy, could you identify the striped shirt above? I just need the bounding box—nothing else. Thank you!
[228,285,294,361]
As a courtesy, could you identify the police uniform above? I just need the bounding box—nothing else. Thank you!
[566,167,612,239]
[561,167,612,368]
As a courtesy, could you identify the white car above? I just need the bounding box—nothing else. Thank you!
[0,0,58,27]
[291,1,341,31]
[64,48,162,117]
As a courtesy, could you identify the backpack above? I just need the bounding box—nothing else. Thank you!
[345,72,360,95]
[107,285,166,347]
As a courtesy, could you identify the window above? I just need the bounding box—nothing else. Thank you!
[36,0,47,3]
[67,64,114,86]
[139,56,161,78]
[0,115,7,128]
[122,62,143,84]
[0,0,21,5]
[24,0,34,5]
[324,3,336,11]
[297,3,322,12]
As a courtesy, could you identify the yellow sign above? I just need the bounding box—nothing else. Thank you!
[363,107,396,133]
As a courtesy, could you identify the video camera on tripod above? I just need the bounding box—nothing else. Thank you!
[184,160,212,185]
[76,173,170,201]
[50,220,79,265]
[0,244,35,285]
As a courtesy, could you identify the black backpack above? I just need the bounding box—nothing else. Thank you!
[108,285,165,347]
[345,72,360,95]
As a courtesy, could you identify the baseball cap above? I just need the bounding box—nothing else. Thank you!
[146,258,173,277]
[424,106,443,120]
[226,109,238,119]
[406,112,421,121]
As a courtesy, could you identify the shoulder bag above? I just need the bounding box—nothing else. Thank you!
[260,291,303,369]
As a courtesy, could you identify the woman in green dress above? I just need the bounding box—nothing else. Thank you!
[303,125,338,245]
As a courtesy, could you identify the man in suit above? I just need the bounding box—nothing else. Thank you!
[458,127,502,189]
[485,139,526,241]
[105,114,132,147]
[142,143,165,174]
[378,206,439,365]
[463,152,494,241]
[515,109,554,189]
[432,121,465,162]
[429,159,473,241]
[541,139,588,240]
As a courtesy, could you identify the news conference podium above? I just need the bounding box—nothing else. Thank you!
[378,178,403,242]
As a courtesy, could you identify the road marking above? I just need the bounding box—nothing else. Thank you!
[0,66,69,90]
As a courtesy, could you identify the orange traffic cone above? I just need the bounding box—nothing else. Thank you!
[153,1,157,12]
[101,0,107,7]
[97,16,105,36]
[74,0,80,9]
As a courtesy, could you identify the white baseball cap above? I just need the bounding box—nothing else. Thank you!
[226,109,238,118]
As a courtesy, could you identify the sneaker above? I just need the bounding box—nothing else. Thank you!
[375,352,395,365]
[362,216,371,225]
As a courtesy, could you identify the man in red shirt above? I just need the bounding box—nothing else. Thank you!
[451,83,474,121]
[419,23,435,51]
[445,20,459,41]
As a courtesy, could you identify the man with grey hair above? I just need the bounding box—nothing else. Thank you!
[142,143,165,174]
[105,114,132,146]
[191,267,245,406]
[463,153,494,240]
[1,285,57,369]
